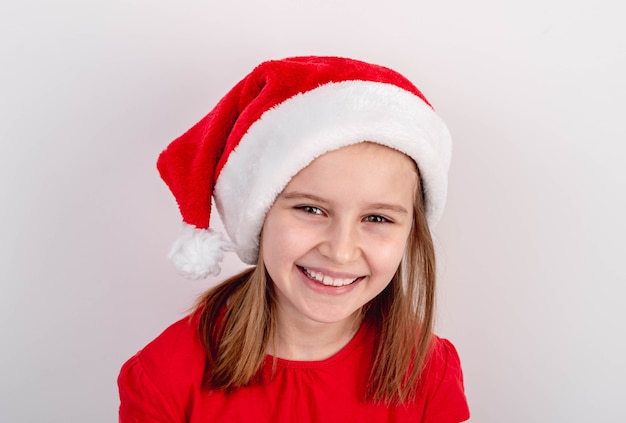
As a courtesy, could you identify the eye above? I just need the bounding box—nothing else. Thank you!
[296,205,325,216]
[363,215,391,223]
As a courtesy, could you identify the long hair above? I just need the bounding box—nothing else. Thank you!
[196,175,436,404]
[364,179,436,404]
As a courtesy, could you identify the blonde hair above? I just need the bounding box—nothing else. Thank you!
[196,173,435,404]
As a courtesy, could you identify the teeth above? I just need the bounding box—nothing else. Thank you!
[302,267,358,287]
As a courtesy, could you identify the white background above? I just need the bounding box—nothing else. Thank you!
[1,0,624,421]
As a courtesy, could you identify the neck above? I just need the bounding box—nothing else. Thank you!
[269,308,362,361]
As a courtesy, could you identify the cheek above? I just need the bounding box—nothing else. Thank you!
[261,213,309,265]
[367,233,410,273]
[263,221,291,250]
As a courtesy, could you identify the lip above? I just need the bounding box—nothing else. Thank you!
[298,265,363,280]
[296,265,365,295]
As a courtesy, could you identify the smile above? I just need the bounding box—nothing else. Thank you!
[300,266,362,287]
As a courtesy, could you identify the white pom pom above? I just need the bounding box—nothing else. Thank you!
[168,224,235,279]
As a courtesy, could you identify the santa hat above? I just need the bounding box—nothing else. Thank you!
[157,56,452,279]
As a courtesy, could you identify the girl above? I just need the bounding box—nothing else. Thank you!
[118,56,469,422]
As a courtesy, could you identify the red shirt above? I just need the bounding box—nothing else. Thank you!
[118,311,469,422]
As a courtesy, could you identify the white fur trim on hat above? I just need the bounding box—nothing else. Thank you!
[214,80,451,265]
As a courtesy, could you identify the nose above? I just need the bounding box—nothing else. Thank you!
[318,219,361,265]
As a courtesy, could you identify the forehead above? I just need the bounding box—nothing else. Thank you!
[284,142,417,200]
[300,142,415,175]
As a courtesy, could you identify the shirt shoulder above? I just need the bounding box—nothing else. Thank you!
[419,335,470,423]
[118,310,206,422]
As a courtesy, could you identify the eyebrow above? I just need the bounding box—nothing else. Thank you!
[279,191,409,215]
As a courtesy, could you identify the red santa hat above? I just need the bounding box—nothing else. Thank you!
[157,56,452,279]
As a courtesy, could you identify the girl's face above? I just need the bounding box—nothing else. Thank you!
[261,142,417,328]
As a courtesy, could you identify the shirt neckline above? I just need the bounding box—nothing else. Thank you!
[264,320,371,369]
